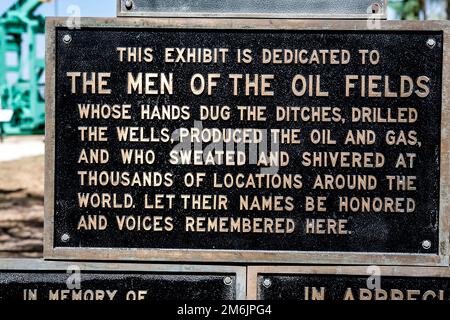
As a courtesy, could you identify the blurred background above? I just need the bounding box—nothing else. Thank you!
[0,0,448,258]
[390,0,449,19]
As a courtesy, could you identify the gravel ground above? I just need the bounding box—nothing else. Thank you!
[0,155,44,257]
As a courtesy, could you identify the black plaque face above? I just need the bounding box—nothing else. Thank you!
[46,19,448,263]
[0,270,237,301]
[257,272,450,301]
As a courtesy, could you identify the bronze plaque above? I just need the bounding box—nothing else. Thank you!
[44,18,450,265]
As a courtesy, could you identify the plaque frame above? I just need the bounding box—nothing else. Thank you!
[247,265,450,299]
[44,18,450,266]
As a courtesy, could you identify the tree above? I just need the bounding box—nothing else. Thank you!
[447,0,450,19]
[390,0,427,20]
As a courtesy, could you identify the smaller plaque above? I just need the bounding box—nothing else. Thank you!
[0,259,246,301]
[117,0,387,19]
[248,266,450,300]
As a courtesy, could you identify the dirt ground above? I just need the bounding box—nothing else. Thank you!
[0,155,44,257]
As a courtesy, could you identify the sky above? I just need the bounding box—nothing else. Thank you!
[0,0,116,18]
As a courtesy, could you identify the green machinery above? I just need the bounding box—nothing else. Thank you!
[0,0,51,134]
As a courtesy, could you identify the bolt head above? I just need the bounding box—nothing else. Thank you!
[427,38,436,48]
[125,0,133,10]
[61,234,70,242]
[262,278,272,288]
[371,3,381,14]
[63,34,72,44]
[422,240,431,250]
[223,276,233,286]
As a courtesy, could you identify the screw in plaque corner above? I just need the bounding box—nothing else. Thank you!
[61,233,70,242]
[223,276,233,286]
[371,2,382,14]
[63,34,72,44]
[426,38,436,49]
[125,0,134,10]
[262,278,272,288]
[422,240,432,250]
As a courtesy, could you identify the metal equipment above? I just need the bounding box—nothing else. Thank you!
[0,0,50,134]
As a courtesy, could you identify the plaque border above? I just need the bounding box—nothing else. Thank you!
[0,259,247,300]
[116,0,388,20]
[44,18,450,266]
[247,265,450,299]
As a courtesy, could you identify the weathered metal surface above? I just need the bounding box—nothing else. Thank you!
[44,18,450,266]
[116,0,387,19]
[248,266,450,300]
[0,259,246,300]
